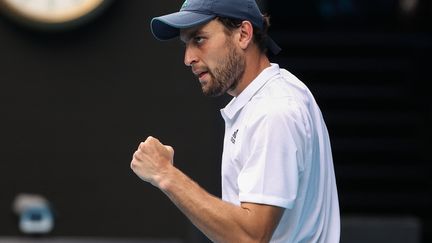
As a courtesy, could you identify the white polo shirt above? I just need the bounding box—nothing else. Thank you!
[220,64,340,243]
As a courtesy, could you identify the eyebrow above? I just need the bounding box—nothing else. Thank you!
[180,29,207,43]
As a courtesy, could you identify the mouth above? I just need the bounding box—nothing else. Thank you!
[198,71,209,80]
[193,69,209,82]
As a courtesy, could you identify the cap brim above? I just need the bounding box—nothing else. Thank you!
[151,11,216,41]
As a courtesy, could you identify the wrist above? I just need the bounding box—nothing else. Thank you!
[154,166,176,192]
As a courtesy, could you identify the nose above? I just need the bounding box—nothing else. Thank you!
[184,44,198,67]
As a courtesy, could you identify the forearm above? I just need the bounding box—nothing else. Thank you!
[157,167,270,243]
[131,137,281,242]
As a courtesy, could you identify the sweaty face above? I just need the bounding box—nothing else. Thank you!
[181,20,246,97]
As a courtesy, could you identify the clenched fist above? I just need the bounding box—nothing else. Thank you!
[130,136,174,187]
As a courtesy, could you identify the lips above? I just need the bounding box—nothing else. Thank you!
[198,71,208,79]
[192,68,209,81]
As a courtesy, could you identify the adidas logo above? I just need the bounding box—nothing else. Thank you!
[230,129,239,144]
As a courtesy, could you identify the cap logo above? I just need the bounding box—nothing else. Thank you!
[181,0,189,9]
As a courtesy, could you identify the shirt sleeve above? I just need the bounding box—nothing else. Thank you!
[238,99,309,209]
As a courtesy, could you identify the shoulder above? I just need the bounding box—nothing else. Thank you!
[243,96,306,137]
[245,88,312,139]
[250,82,306,121]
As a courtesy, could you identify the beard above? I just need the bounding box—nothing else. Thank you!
[202,43,245,97]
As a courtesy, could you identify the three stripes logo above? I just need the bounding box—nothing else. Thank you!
[231,129,239,144]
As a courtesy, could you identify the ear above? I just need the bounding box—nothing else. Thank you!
[238,21,254,50]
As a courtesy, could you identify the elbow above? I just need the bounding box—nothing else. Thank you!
[217,232,271,243]
[244,237,271,243]
[252,234,273,243]
[237,231,273,243]
[211,226,273,243]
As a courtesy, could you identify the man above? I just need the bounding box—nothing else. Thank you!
[130,0,340,242]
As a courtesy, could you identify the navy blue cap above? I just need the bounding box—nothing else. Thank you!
[150,0,281,55]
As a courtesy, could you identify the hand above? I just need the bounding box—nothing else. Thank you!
[130,136,174,187]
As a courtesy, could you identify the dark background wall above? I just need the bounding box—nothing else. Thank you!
[0,0,431,242]
[0,0,225,239]
[266,0,432,242]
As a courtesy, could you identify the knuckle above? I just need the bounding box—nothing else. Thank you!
[133,150,143,161]
[148,136,159,143]
[166,146,174,153]
[139,142,146,150]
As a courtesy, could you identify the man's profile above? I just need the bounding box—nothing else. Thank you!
[131,0,340,242]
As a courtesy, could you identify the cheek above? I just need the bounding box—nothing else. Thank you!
[207,48,229,70]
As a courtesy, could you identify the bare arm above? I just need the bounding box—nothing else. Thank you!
[131,136,284,243]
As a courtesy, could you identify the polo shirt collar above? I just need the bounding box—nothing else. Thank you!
[221,63,280,121]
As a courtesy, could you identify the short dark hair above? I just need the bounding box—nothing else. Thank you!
[217,15,271,54]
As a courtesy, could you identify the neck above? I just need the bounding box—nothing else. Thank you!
[228,51,271,97]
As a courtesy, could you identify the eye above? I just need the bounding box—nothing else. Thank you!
[193,36,205,45]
